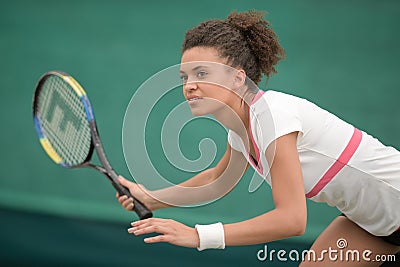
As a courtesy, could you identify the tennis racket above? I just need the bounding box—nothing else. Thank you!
[32,70,153,219]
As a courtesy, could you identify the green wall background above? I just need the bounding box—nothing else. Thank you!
[1,0,399,266]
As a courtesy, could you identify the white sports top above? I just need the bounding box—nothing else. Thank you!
[228,90,400,236]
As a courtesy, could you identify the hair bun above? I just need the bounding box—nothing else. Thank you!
[182,10,285,84]
[226,10,285,78]
[227,10,266,33]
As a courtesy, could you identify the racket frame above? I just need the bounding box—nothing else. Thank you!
[33,71,153,219]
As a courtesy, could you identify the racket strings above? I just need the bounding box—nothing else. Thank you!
[38,75,91,166]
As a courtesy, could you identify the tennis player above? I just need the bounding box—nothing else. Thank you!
[117,11,399,266]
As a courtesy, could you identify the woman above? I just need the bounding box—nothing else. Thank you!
[117,11,399,266]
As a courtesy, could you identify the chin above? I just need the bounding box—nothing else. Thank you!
[190,109,210,117]
[189,105,226,117]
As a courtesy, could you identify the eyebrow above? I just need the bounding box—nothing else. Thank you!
[180,65,209,74]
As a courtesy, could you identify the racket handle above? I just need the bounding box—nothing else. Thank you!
[90,164,153,219]
[114,182,153,219]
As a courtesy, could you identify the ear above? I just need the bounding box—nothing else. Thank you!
[233,69,246,88]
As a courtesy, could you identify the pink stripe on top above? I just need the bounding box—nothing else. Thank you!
[251,90,265,104]
[306,128,363,198]
[248,90,265,173]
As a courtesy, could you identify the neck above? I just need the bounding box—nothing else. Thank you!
[213,91,257,139]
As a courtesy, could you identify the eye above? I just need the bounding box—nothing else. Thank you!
[197,71,208,79]
[180,74,188,83]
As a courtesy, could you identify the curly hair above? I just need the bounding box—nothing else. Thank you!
[182,10,285,86]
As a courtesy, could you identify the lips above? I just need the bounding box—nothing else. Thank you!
[187,96,203,102]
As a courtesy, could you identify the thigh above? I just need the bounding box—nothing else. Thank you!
[300,216,400,267]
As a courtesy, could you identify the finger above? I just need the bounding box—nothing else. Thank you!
[119,197,133,211]
[143,219,173,232]
[118,176,131,187]
[143,235,170,244]
[127,203,134,210]
[123,201,134,211]
[130,218,153,227]
[122,197,133,207]
[129,221,152,232]
[128,225,169,236]
[118,195,128,204]
[118,195,133,210]
[131,218,169,227]
[128,218,171,235]
[128,219,158,233]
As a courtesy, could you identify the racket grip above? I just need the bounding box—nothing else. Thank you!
[116,184,153,219]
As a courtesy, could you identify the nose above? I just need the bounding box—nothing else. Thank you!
[183,80,198,93]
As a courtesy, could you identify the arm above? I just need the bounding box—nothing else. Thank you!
[129,132,307,248]
[224,132,307,245]
[118,143,249,210]
[169,143,247,188]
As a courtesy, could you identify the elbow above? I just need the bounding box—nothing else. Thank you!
[292,223,306,236]
[289,215,307,237]
[271,208,307,238]
[280,210,306,237]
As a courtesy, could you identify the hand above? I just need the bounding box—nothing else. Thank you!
[116,176,152,211]
[128,218,200,249]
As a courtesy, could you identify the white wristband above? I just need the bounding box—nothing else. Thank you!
[195,222,225,251]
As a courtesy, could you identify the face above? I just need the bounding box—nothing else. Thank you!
[180,47,245,116]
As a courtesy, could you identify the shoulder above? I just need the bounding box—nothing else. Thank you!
[263,90,305,105]
[252,89,305,117]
